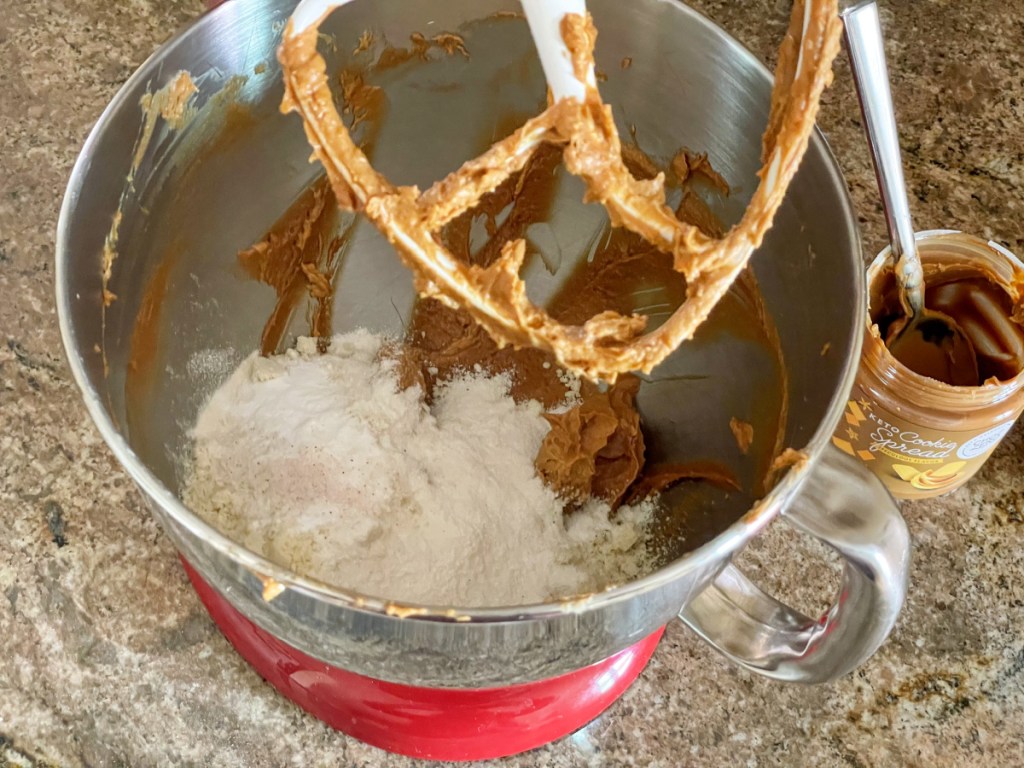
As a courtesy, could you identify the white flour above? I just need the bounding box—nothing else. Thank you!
[184,330,655,607]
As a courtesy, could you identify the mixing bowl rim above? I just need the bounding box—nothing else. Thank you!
[55,0,863,621]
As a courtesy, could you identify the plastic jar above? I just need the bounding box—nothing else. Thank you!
[834,230,1024,500]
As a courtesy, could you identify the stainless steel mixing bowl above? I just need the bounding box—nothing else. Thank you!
[57,0,909,688]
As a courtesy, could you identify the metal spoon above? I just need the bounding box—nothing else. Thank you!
[842,1,979,386]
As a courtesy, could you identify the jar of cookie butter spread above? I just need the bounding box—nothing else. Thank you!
[834,230,1024,499]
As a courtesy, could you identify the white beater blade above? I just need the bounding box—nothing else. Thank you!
[290,0,346,34]
[290,0,592,105]
[521,0,591,103]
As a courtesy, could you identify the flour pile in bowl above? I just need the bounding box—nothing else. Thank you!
[184,330,656,607]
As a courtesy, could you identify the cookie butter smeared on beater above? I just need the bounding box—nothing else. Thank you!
[276,0,843,381]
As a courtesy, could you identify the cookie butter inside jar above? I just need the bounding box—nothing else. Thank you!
[835,230,1024,499]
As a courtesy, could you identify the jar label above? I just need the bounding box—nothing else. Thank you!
[832,385,1015,498]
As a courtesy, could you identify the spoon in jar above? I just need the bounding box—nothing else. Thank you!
[842,0,979,386]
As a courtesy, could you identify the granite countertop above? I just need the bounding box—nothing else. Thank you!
[3,0,1024,765]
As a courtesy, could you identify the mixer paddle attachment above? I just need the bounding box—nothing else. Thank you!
[278,0,842,381]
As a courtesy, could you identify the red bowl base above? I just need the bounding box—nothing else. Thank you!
[182,560,663,761]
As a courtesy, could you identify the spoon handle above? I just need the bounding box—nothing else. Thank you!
[842,1,923,316]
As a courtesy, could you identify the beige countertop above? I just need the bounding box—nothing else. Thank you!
[3,0,1024,765]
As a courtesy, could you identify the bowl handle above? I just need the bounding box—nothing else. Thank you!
[678,444,910,683]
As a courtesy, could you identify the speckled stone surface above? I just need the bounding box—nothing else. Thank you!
[3,0,1024,766]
